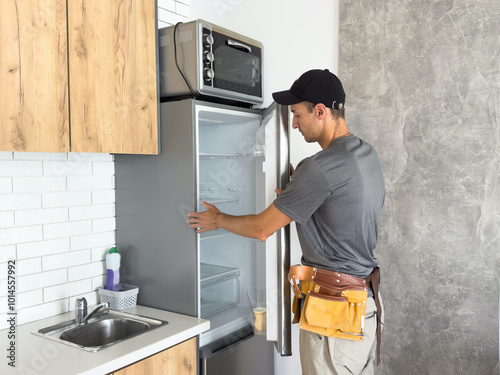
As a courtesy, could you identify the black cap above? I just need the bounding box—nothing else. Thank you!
[272,69,345,109]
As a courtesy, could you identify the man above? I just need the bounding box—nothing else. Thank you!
[187,69,385,375]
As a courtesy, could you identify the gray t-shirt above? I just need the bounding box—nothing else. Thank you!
[274,134,385,279]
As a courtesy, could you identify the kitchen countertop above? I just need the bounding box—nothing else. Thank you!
[2,305,210,375]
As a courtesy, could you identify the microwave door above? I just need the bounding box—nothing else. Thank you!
[257,102,292,356]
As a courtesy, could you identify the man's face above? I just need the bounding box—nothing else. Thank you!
[290,103,321,143]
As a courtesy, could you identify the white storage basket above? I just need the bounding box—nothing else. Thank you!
[97,284,139,310]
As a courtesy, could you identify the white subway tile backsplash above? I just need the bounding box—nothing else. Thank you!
[69,153,113,162]
[0,245,16,263]
[92,275,106,291]
[92,190,115,204]
[14,152,67,161]
[18,269,67,293]
[67,175,114,191]
[0,152,13,160]
[92,217,116,233]
[68,261,105,282]
[44,279,92,302]
[0,278,5,297]
[44,160,93,176]
[158,0,175,12]
[0,297,6,314]
[1,225,43,246]
[0,288,42,312]
[16,289,43,309]
[0,193,42,211]
[43,191,92,208]
[91,247,109,262]
[15,207,68,226]
[158,7,189,25]
[17,299,69,326]
[0,160,42,176]
[13,176,66,193]
[17,257,42,276]
[69,204,114,221]
[70,232,115,251]
[42,249,90,271]
[17,238,70,259]
[93,161,115,175]
[0,211,14,228]
[0,177,12,193]
[43,220,92,240]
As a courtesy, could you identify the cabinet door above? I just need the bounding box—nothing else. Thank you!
[0,0,69,152]
[113,337,197,375]
[68,0,159,154]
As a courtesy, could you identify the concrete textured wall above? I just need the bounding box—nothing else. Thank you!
[339,1,500,374]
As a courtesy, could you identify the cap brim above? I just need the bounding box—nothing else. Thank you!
[272,90,303,105]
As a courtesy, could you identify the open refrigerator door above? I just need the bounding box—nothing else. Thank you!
[258,102,292,356]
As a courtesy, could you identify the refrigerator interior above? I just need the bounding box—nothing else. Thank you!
[196,105,267,348]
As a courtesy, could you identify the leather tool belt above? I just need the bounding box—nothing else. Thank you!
[288,265,382,365]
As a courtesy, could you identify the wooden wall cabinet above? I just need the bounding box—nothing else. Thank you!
[1,0,70,152]
[111,337,197,375]
[1,0,159,154]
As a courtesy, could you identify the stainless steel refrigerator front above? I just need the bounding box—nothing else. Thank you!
[115,99,291,374]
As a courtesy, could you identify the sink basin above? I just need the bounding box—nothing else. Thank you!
[33,309,168,352]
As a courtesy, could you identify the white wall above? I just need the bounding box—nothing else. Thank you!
[0,152,115,330]
[190,0,340,165]
[190,1,339,373]
[0,1,191,331]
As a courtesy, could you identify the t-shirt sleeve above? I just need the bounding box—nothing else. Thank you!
[273,158,331,224]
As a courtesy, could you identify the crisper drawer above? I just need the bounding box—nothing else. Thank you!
[201,264,240,318]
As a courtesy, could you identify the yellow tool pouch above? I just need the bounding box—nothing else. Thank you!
[289,265,368,342]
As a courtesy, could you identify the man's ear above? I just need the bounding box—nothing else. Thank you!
[315,103,328,119]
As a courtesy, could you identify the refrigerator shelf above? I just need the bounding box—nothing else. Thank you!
[200,229,232,240]
[201,198,242,204]
[200,263,240,286]
[199,153,242,159]
[199,152,263,159]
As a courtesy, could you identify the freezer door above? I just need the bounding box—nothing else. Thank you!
[258,102,292,356]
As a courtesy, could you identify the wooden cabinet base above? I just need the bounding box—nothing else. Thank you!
[112,337,197,375]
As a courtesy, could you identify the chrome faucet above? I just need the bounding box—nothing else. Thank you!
[75,297,109,325]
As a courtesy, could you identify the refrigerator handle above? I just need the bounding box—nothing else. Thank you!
[277,104,292,356]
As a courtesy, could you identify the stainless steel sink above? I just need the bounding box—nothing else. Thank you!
[32,310,168,352]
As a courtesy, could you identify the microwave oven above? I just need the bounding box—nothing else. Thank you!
[158,19,263,106]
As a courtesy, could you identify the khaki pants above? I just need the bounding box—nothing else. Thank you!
[299,294,383,375]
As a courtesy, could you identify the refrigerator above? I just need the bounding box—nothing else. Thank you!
[114,98,291,374]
